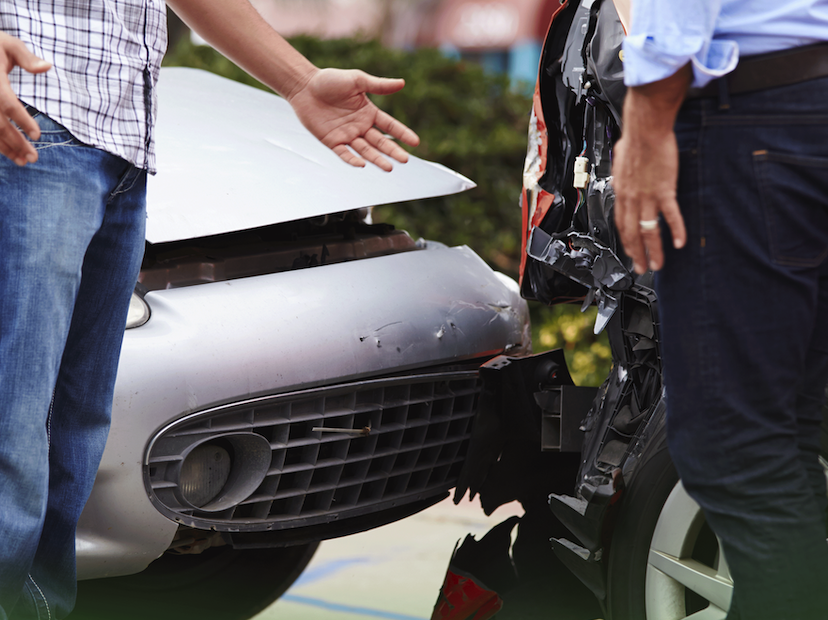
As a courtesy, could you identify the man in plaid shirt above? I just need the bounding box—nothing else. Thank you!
[0,1,419,617]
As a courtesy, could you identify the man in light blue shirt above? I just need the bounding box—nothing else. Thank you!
[614,1,828,618]
[624,1,828,91]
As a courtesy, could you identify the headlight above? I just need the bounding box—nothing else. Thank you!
[126,284,150,329]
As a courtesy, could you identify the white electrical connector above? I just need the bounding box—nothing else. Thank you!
[573,156,590,189]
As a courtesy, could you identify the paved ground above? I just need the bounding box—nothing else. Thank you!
[254,496,603,620]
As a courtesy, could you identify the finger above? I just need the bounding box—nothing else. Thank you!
[355,71,406,96]
[7,100,39,142]
[374,109,419,148]
[364,126,409,164]
[0,115,38,162]
[0,128,21,163]
[350,136,393,172]
[0,74,40,142]
[660,197,687,249]
[625,229,649,275]
[331,143,366,169]
[0,110,37,164]
[615,195,650,274]
[0,123,36,165]
[640,219,664,272]
[5,38,51,75]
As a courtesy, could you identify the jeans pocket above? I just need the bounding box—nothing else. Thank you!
[754,150,828,267]
[33,112,72,135]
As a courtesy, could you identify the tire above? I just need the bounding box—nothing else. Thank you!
[605,426,732,620]
[69,543,318,620]
[605,399,828,620]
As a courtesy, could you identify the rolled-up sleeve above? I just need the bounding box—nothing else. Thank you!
[622,0,738,88]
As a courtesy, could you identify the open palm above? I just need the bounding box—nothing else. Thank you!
[288,68,420,172]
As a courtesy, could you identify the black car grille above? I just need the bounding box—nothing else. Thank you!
[145,371,479,532]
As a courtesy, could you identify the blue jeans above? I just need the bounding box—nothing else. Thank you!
[0,110,146,619]
[657,76,828,619]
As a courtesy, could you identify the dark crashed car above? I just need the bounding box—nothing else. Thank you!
[450,2,828,619]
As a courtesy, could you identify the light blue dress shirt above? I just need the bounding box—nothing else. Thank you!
[622,0,828,87]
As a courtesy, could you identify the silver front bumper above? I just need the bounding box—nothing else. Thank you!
[76,244,529,579]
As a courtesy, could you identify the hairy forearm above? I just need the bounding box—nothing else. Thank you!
[622,63,692,142]
[165,0,317,100]
[166,0,418,171]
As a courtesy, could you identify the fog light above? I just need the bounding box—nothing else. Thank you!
[175,433,272,513]
[179,442,232,508]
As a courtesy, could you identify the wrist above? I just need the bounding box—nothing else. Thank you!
[283,66,319,104]
[622,64,691,138]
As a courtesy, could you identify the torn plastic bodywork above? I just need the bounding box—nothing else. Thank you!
[455,351,587,515]
[451,0,670,608]
[527,0,670,605]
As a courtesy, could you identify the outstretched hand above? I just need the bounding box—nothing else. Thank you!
[0,32,51,166]
[287,68,420,172]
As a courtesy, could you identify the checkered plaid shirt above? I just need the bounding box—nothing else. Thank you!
[1,0,167,172]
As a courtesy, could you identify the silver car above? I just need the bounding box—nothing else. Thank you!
[67,68,530,620]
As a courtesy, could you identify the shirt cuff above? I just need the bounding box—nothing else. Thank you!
[623,35,739,88]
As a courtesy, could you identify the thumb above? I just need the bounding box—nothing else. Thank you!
[356,71,405,96]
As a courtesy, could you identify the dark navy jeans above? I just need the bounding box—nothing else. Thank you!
[657,76,828,619]
[0,110,146,619]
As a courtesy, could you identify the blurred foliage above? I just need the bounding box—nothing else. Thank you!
[532,304,612,387]
[163,35,611,385]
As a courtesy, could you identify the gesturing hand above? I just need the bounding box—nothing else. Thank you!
[287,68,420,172]
[0,33,51,166]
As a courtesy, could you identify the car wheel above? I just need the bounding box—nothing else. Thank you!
[70,543,318,620]
[606,423,828,620]
[605,426,731,620]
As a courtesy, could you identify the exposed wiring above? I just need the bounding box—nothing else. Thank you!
[575,187,586,212]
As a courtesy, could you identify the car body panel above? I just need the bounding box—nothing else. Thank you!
[147,68,475,243]
[76,244,529,580]
[443,0,672,611]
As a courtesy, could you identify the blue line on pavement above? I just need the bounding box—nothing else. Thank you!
[280,594,428,620]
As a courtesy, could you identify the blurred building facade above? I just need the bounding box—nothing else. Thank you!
[249,0,559,87]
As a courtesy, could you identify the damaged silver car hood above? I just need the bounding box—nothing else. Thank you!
[146,68,475,243]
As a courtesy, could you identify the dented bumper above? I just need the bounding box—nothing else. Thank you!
[76,244,530,580]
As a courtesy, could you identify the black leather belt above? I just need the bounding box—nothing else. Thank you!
[686,42,828,99]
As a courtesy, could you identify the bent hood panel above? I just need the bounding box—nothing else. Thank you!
[147,68,475,243]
